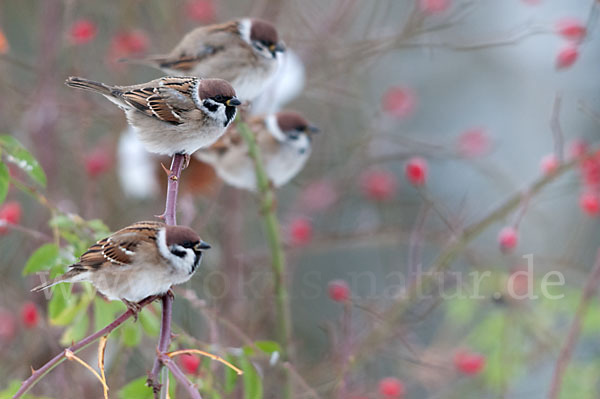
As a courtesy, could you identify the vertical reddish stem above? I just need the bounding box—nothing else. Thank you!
[148,153,186,397]
[162,154,185,225]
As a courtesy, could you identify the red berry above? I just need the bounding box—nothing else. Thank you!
[360,169,398,201]
[0,308,16,341]
[180,354,200,374]
[21,302,39,328]
[328,280,350,302]
[498,226,518,252]
[299,179,337,212]
[0,201,22,234]
[556,18,586,41]
[540,154,559,175]
[289,218,313,246]
[580,192,600,215]
[85,149,111,178]
[569,139,588,159]
[556,44,579,69]
[457,128,491,158]
[69,19,97,45]
[107,30,149,63]
[420,0,450,14]
[454,350,485,375]
[185,0,216,23]
[0,28,8,55]
[382,87,416,119]
[378,377,405,397]
[405,157,428,186]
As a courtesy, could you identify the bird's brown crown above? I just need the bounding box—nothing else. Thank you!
[250,19,279,45]
[276,111,310,132]
[198,79,237,100]
[165,225,201,247]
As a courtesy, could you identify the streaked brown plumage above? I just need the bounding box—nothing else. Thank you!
[32,221,211,308]
[126,18,285,101]
[66,76,241,156]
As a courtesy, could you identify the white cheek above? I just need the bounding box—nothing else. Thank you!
[291,134,310,153]
[265,114,286,142]
[200,102,228,125]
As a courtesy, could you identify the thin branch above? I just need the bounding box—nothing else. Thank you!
[167,349,243,375]
[352,148,593,364]
[64,349,109,398]
[548,249,600,399]
[550,92,564,163]
[13,295,157,398]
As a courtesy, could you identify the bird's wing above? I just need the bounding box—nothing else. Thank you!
[156,22,242,72]
[120,77,198,124]
[79,221,164,269]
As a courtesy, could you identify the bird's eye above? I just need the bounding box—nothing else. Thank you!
[214,95,224,102]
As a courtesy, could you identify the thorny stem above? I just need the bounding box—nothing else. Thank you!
[13,296,157,398]
[237,120,293,399]
[148,153,196,399]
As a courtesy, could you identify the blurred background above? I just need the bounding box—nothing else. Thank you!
[1,0,600,398]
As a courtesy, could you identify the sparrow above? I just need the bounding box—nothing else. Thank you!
[65,76,242,160]
[196,111,319,191]
[126,18,285,102]
[32,221,211,312]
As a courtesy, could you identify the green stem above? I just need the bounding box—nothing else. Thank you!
[237,120,293,398]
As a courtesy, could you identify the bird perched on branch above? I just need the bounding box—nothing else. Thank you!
[123,18,285,102]
[196,110,319,191]
[32,221,211,312]
[66,76,241,164]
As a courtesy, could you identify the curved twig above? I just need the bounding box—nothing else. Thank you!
[13,295,157,398]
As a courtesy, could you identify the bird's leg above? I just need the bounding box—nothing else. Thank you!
[182,154,191,170]
[122,298,142,321]
[166,288,175,300]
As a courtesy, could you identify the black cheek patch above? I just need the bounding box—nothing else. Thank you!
[225,106,236,127]
[203,100,219,113]
[191,253,202,274]
[170,248,187,258]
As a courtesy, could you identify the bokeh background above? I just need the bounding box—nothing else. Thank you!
[1,0,600,398]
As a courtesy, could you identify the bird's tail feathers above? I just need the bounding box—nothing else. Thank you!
[65,77,116,96]
[31,268,86,292]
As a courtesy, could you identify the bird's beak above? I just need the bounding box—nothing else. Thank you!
[307,125,320,134]
[226,98,242,107]
[269,43,286,54]
[195,241,212,251]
